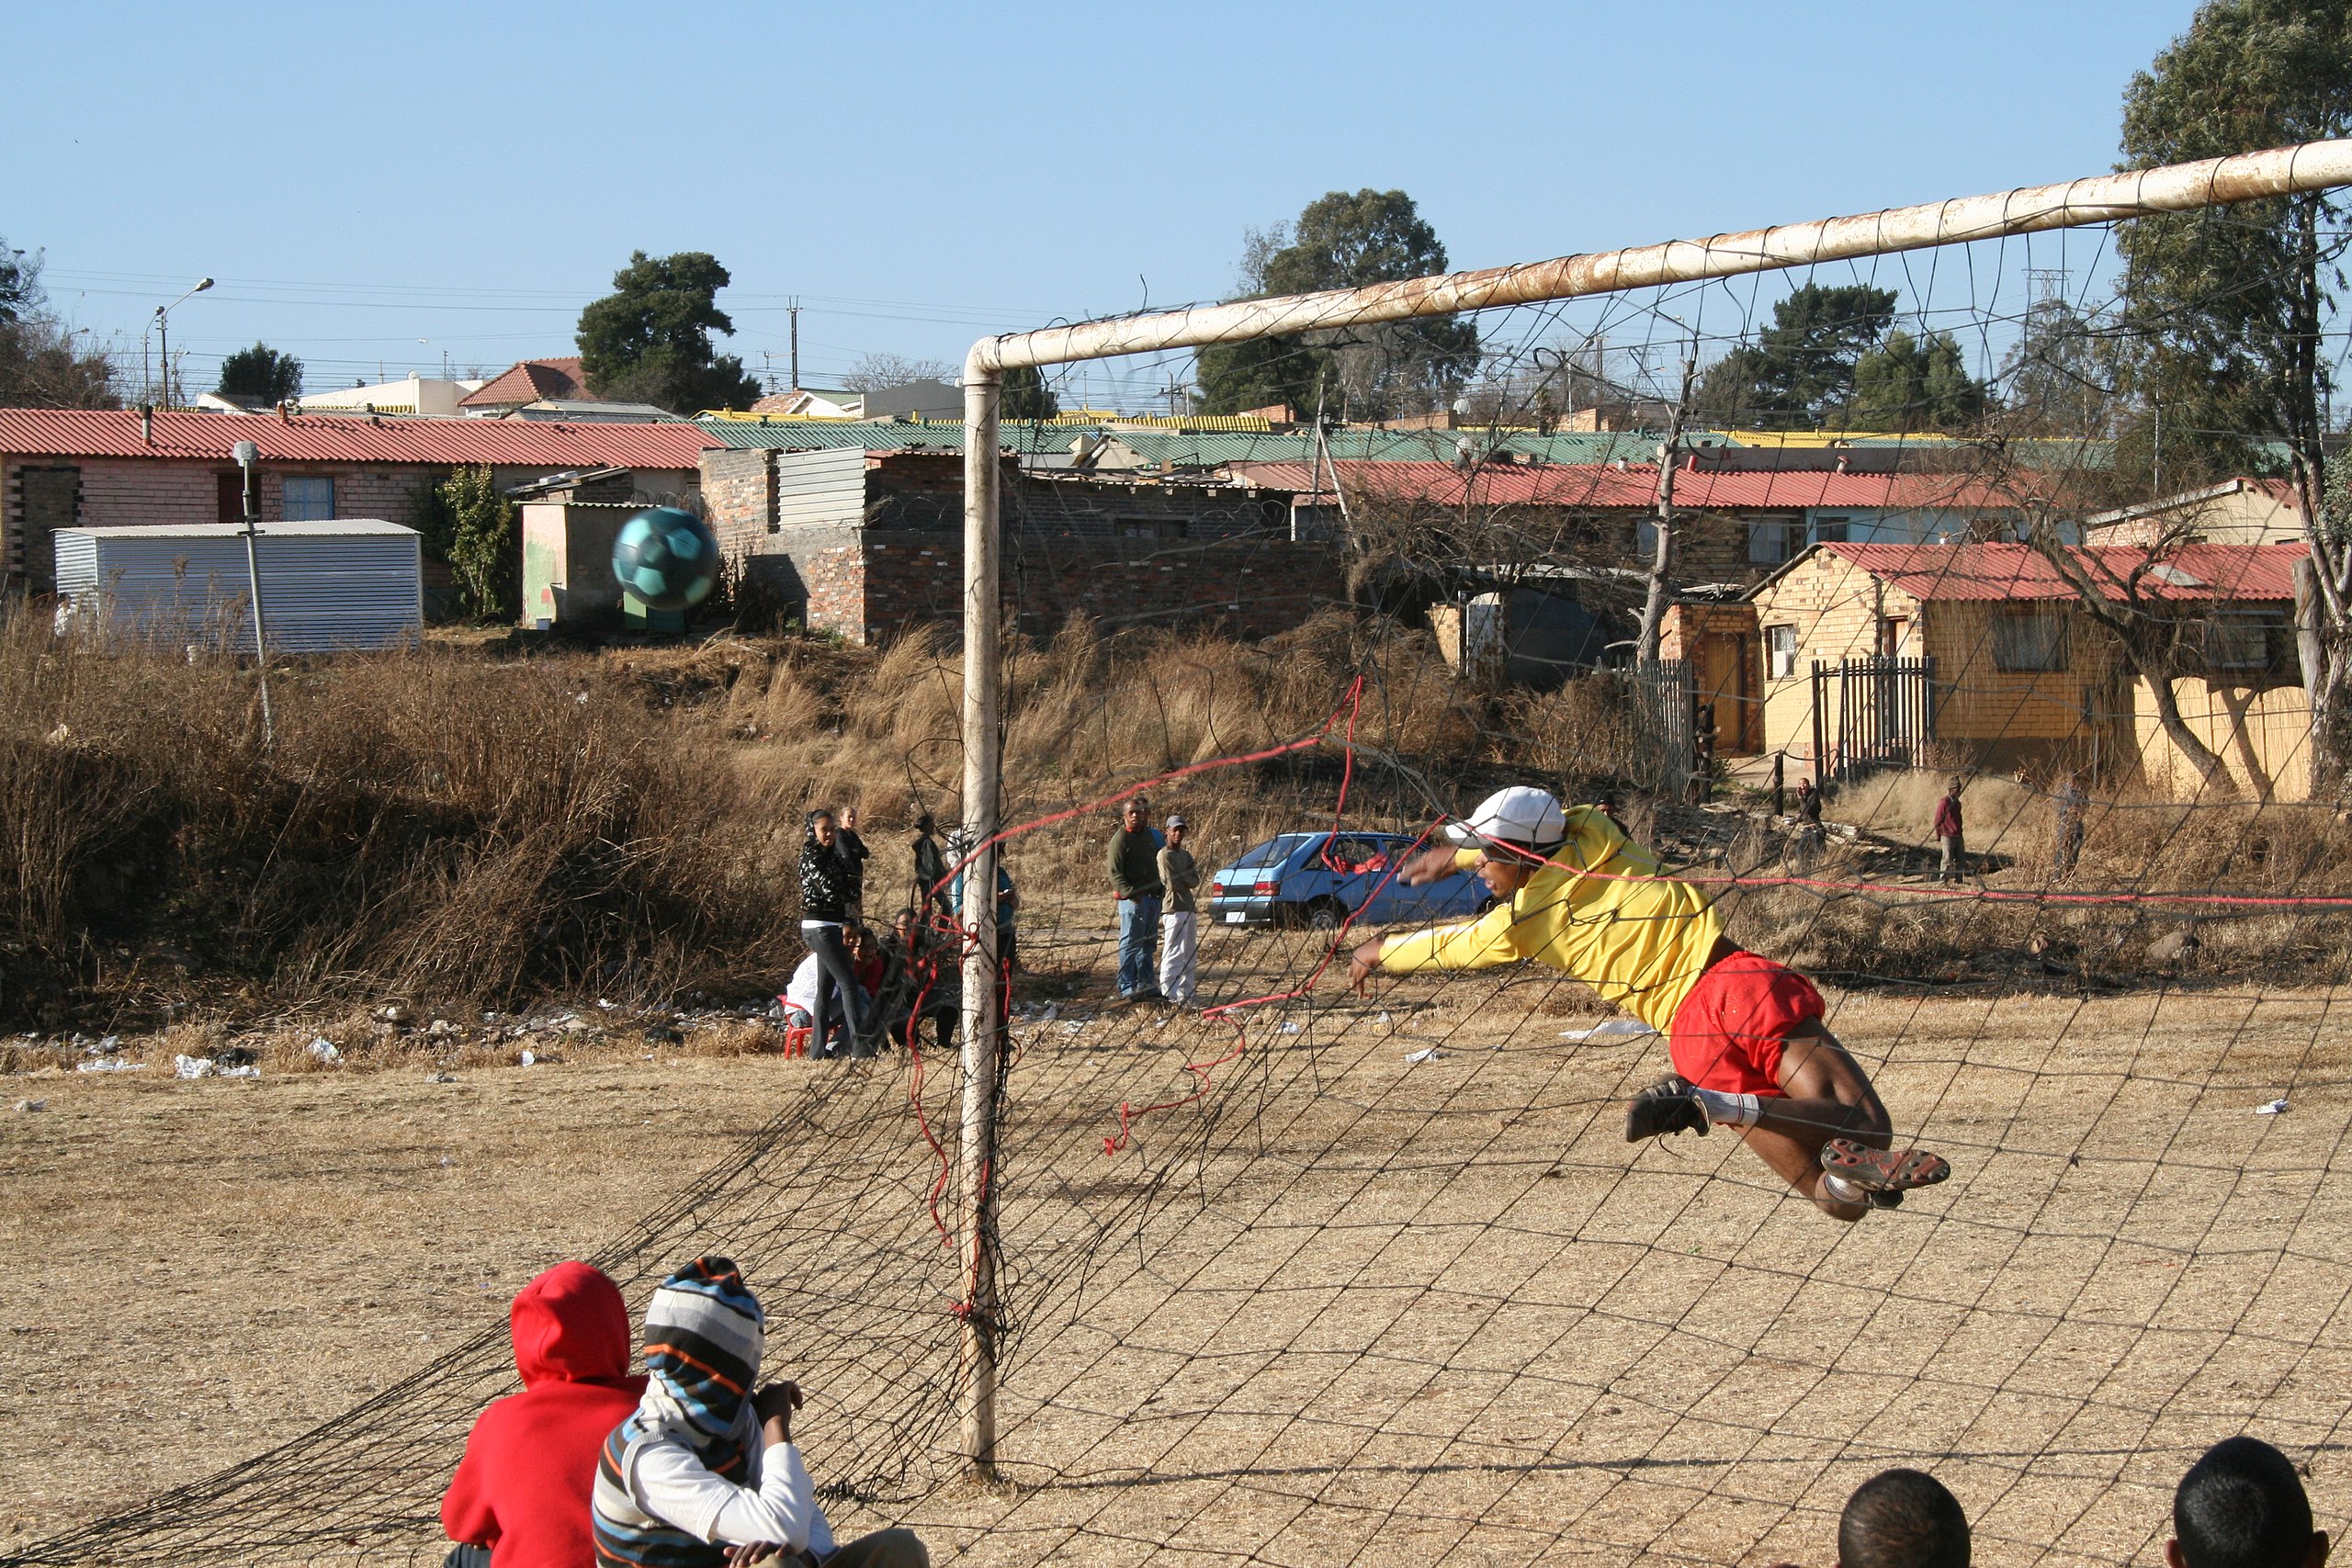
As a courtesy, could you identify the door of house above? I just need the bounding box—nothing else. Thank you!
[1697,633,1758,754]
[18,466,80,595]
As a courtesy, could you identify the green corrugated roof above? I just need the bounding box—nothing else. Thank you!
[1102,428,1717,467]
[1838,434,2116,470]
[695,419,1082,454]
[695,418,1729,464]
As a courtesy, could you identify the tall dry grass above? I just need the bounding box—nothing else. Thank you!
[0,612,790,1026]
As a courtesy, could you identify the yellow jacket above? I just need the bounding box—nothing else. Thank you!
[1373,806,1724,1032]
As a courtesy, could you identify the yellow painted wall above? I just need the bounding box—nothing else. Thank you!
[2132,679,2314,802]
[1752,551,2122,770]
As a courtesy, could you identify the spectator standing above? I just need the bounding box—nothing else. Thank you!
[2168,1436,2330,1568]
[1107,797,1165,1003]
[1835,1467,1972,1568]
[836,806,871,921]
[2053,773,2087,880]
[798,810,876,1059]
[910,813,952,922]
[1933,778,1967,884]
[1158,814,1200,1008]
[443,1262,647,1568]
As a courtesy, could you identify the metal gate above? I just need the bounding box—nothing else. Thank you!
[1809,656,1936,781]
[1626,658,1696,799]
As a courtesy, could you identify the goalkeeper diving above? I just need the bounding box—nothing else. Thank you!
[1347,786,1948,1220]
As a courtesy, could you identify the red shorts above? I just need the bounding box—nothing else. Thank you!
[1667,949,1823,1098]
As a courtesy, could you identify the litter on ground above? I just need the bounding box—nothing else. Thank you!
[1560,1020,1657,1041]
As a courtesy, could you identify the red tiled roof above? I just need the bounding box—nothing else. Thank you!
[458,357,587,409]
[1228,459,2030,512]
[0,408,717,469]
[1815,541,2308,604]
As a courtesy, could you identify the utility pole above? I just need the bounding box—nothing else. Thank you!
[788,299,801,391]
[1635,344,1699,666]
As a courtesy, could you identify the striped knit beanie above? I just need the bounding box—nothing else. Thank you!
[592,1258,768,1568]
[639,1256,765,1458]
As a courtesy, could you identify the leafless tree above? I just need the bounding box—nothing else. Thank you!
[840,352,956,391]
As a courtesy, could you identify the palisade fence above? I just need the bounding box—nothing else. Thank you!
[1625,657,1696,800]
[1809,655,1939,782]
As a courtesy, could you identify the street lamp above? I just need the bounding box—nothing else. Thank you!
[152,277,214,409]
[232,438,274,747]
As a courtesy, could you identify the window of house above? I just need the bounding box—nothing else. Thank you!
[281,475,335,520]
[1767,624,1799,680]
[1993,605,2070,671]
[1747,518,1799,565]
[2205,610,2281,671]
[1811,515,1849,545]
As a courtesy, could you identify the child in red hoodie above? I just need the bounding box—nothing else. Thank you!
[444,1262,648,1568]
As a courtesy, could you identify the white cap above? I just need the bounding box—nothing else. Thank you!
[1442,785,1566,852]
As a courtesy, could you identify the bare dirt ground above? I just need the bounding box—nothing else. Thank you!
[5,920,2347,1568]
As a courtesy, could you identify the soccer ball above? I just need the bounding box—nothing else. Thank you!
[610,508,719,612]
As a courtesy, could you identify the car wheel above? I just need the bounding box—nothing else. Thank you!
[1306,898,1347,932]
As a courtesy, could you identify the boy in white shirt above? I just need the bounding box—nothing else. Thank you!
[590,1258,924,1568]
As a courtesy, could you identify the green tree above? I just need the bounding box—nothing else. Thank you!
[576,251,763,414]
[1001,364,1058,421]
[439,465,518,621]
[2117,0,2350,484]
[2115,0,2352,790]
[1694,284,1899,427]
[216,343,303,404]
[1849,328,1992,433]
[1196,191,1478,419]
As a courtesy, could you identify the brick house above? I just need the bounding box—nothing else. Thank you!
[0,409,716,594]
[701,446,1340,643]
[1742,541,2311,794]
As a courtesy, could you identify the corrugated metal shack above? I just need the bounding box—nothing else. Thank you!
[54,520,424,653]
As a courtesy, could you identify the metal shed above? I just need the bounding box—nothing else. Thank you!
[54,520,424,654]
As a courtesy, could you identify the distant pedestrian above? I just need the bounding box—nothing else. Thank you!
[1792,777,1826,870]
[1107,796,1165,1003]
[798,810,876,1059]
[835,806,871,921]
[1933,778,1967,884]
[2052,773,2086,880]
[910,812,952,923]
[1158,814,1200,1008]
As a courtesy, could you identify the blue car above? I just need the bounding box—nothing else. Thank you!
[1206,830,1489,931]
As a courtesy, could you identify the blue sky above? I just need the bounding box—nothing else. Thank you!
[6,2,2198,408]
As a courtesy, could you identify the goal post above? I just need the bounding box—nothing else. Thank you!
[950,136,2352,1476]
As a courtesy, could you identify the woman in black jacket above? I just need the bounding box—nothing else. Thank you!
[799,809,876,1058]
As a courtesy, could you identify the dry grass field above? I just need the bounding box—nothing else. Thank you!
[6,916,2346,1568]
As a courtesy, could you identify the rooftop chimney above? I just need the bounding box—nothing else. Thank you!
[139,404,153,445]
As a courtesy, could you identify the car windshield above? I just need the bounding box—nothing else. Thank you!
[1230,834,1313,871]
